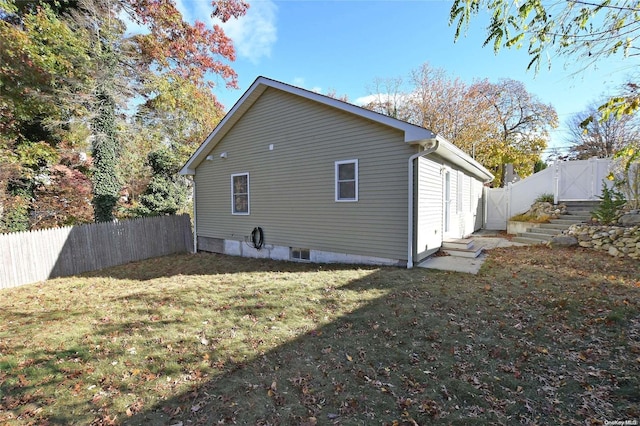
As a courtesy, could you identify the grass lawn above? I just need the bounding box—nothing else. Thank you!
[1,245,639,425]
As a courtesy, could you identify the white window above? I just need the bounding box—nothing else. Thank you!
[335,159,358,202]
[291,248,310,261]
[231,173,249,215]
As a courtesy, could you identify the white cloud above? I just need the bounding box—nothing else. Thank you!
[291,78,322,93]
[175,0,278,64]
[220,0,278,63]
[355,93,413,106]
[355,94,378,106]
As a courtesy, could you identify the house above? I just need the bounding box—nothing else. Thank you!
[180,77,494,268]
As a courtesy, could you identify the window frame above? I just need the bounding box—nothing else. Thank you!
[231,172,250,215]
[335,159,359,202]
[290,247,310,261]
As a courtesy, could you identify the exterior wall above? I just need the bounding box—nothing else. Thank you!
[416,156,442,261]
[197,235,403,266]
[414,156,485,262]
[195,88,417,263]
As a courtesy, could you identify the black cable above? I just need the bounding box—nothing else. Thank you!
[251,227,264,250]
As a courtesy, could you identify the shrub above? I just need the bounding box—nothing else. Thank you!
[535,193,555,203]
[510,213,552,223]
[591,183,626,225]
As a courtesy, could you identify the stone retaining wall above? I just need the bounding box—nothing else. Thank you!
[564,224,640,259]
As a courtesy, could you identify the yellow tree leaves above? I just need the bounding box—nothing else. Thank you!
[364,63,558,187]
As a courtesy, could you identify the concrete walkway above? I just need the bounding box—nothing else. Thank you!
[417,231,530,274]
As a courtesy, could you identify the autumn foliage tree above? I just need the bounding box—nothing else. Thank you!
[0,1,93,231]
[474,79,558,186]
[0,0,248,230]
[364,63,557,186]
[567,101,640,160]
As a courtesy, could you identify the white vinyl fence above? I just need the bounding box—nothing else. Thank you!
[0,214,193,289]
[485,158,612,230]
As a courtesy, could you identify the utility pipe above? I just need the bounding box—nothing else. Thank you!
[191,177,198,253]
[407,138,439,269]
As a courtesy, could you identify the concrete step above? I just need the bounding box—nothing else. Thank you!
[442,246,484,258]
[443,238,475,250]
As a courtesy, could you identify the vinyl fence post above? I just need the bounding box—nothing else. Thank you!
[553,160,560,205]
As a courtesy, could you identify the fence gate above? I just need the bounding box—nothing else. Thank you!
[484,158,612,230]
[557,160,601,201]
[485,187,508,230]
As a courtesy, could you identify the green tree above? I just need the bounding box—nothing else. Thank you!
[87,2,122,222]
[450,0,640,118]
[138,149,188,216]
[592,183,627,224]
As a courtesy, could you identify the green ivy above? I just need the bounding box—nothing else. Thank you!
[91,88,120,223]
[137,149,188,216]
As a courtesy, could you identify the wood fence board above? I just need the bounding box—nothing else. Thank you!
[0,214,193,289]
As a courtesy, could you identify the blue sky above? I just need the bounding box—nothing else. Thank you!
[176,0,636,157]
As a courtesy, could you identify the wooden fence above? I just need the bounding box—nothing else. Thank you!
[0,214,193,289]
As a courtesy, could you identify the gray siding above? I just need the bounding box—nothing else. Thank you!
[195,88,417,261]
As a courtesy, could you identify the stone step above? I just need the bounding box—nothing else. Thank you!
[561,200,601,206]
[517,232,553,241]
[564,212,592,218]
[550,218,585,225]
[512,236,548,244]
[528,227,561,235]
[539,223,572,230]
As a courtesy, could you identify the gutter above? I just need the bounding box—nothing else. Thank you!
[407,138,439,269]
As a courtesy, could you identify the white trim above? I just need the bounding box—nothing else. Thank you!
[335,159,359,202]
[231,172,250,215]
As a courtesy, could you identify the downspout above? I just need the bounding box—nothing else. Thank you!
[407,138,439,269]
[191,176,198,254]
